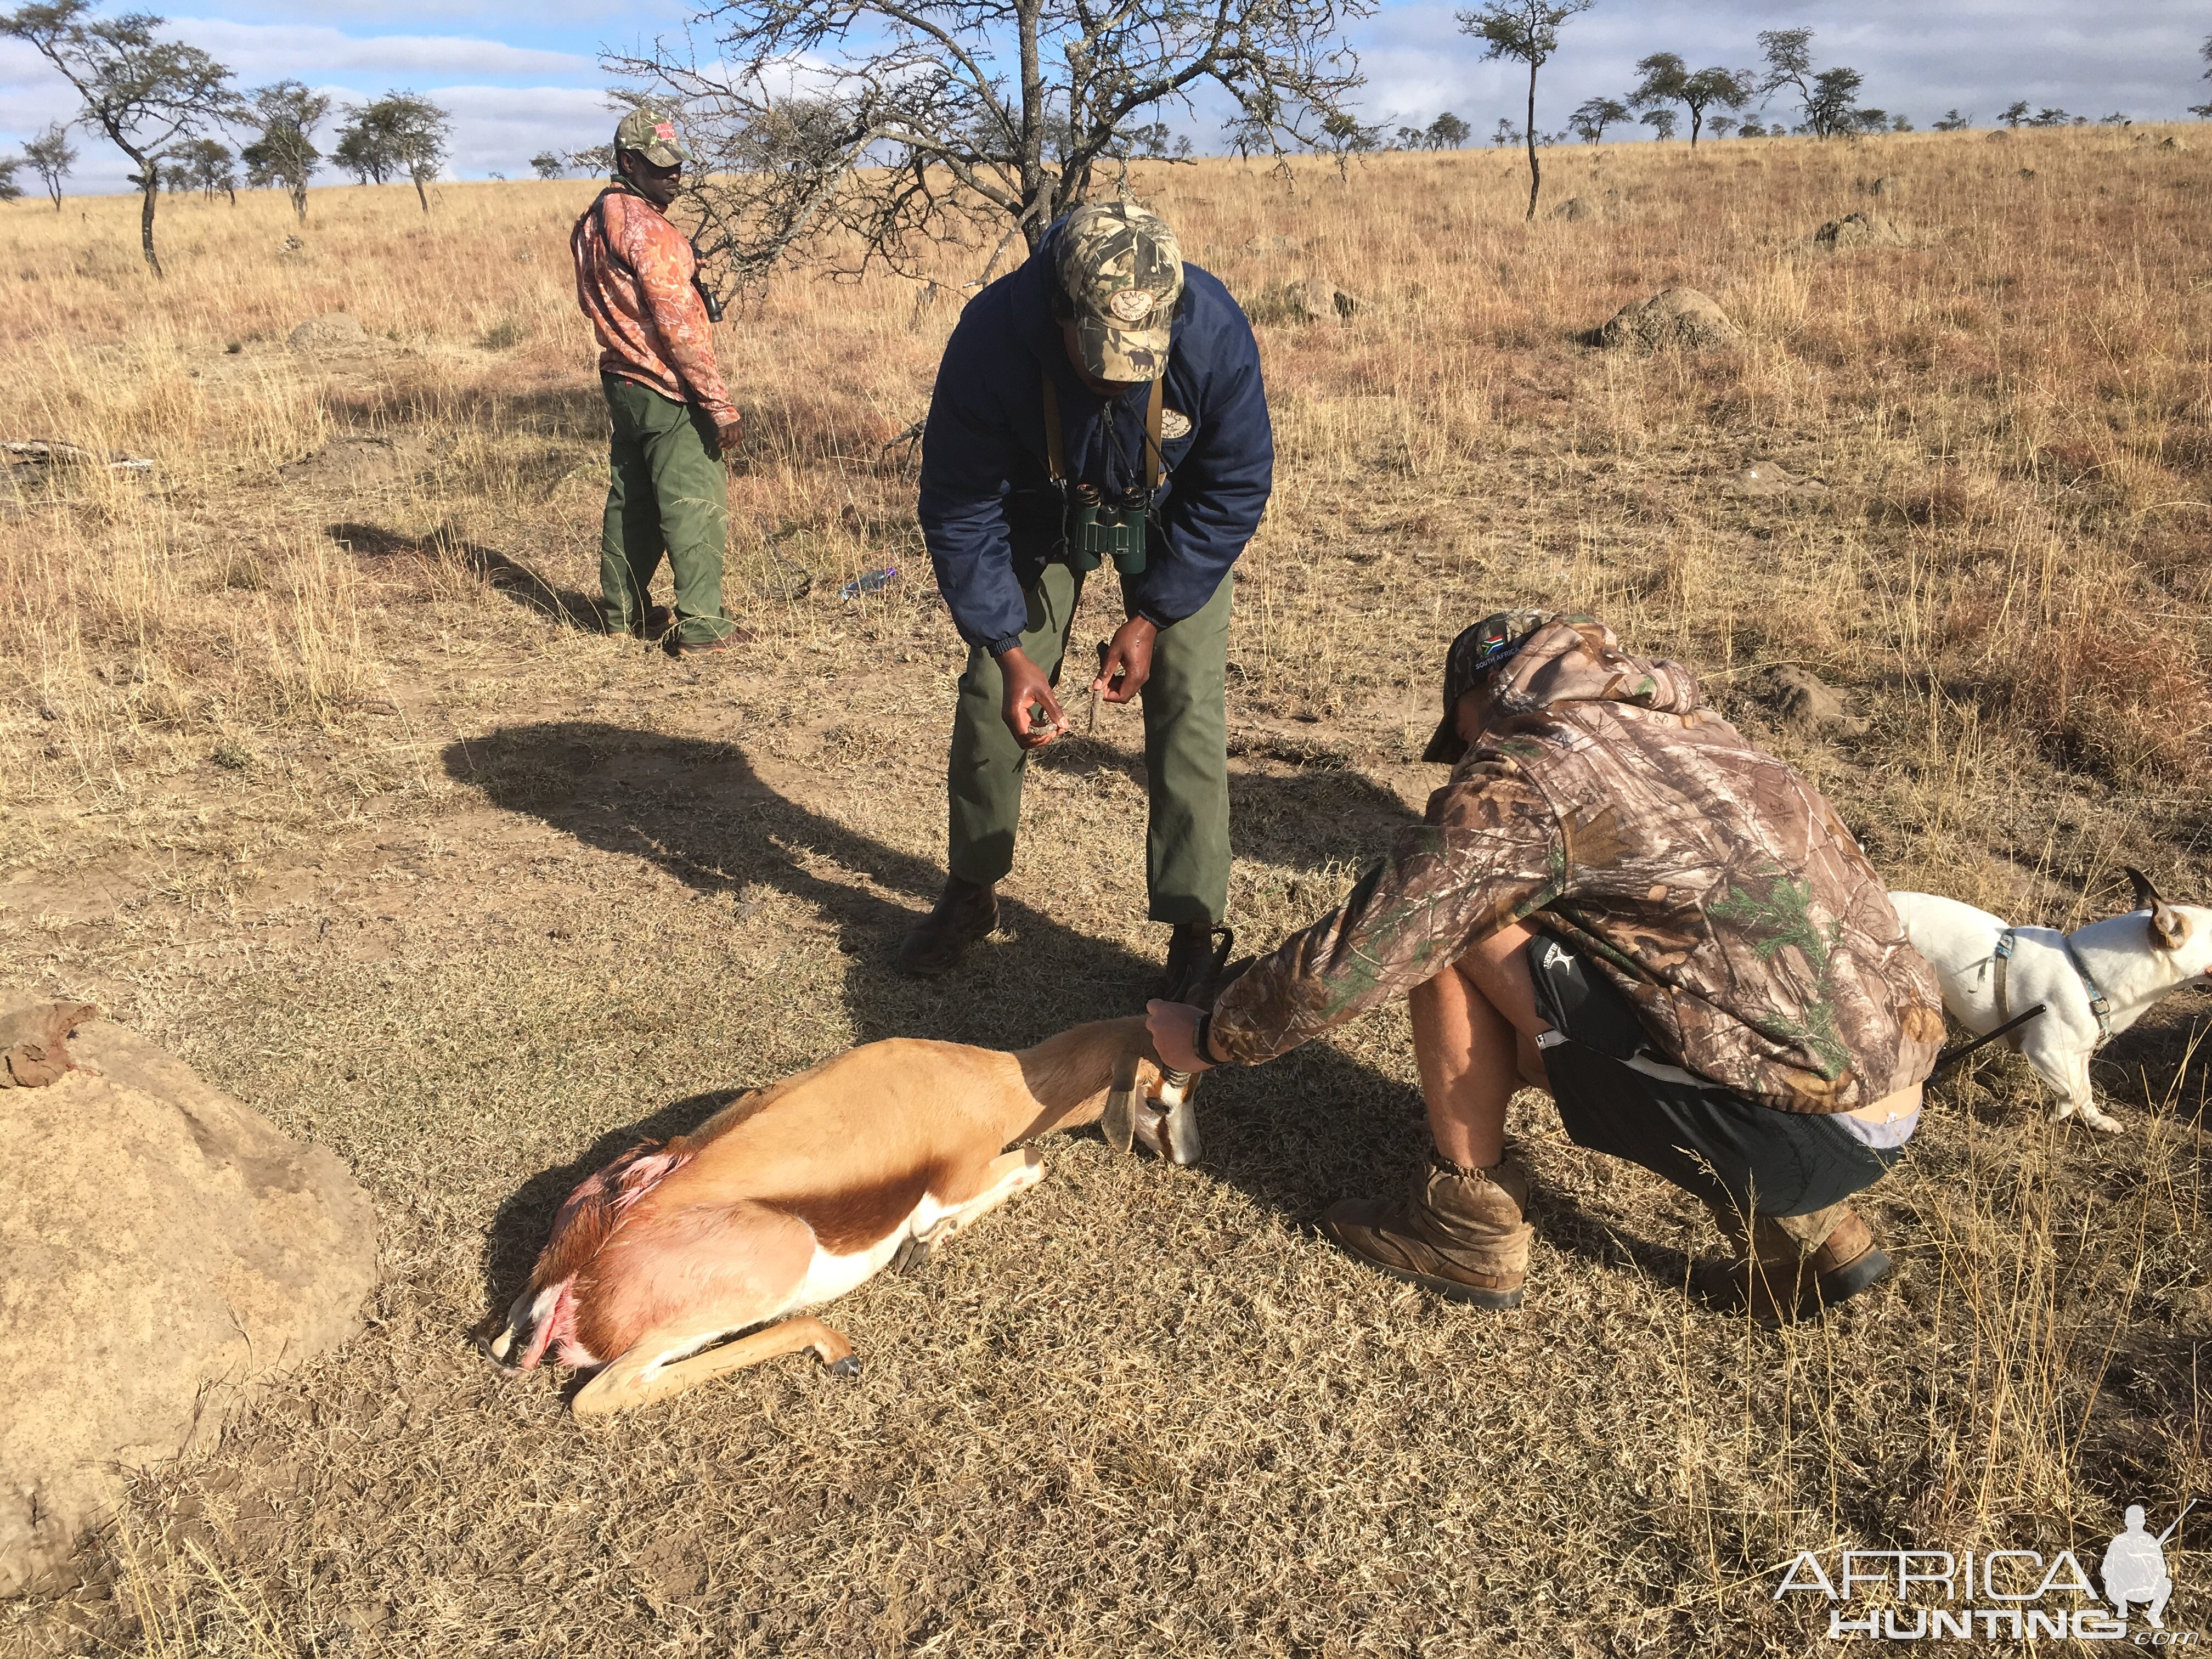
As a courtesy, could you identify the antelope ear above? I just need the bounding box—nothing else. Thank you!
[2125,866,2187,951]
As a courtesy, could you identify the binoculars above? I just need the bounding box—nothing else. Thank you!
[1065,483,1150,575]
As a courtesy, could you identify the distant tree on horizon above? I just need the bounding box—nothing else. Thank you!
[241,79,326,221]
[0,154,22,201]
[170,134,234,200]
[334,91,450,211]
[1756,29,1878,140]
[24,123,73,206]
[1629,52,1754,148]
[1427,111,1472,148]
[2194,33,2210,117]
[1568,95,1630,143]
[1933,109,1971,131]
[1458,0,1592,220]
[1639,107,1677,141]
[531,150,566,179]
[2000,100,2030,127]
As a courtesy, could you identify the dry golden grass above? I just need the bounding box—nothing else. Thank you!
[1,126,2208,1656]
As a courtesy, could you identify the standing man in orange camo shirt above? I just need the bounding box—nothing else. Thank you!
[570,106,746,654]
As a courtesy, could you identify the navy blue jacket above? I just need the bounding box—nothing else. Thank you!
[917,222,1274,657]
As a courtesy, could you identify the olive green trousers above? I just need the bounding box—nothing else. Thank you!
[599,374,737,646]
[947,562,1231,926]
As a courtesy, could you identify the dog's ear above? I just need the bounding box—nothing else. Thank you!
[2124,866,2187,951]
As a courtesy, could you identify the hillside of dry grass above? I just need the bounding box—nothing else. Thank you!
[1,127,2208,1656]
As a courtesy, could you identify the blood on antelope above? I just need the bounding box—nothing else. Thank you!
[484,1015,1171,1415]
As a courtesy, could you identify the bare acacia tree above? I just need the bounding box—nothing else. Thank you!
[607,0,1375,296]
[24,123,74,206]
[0,0,239,276]
[2193,33,2211,120]
[1456,0,1591,221]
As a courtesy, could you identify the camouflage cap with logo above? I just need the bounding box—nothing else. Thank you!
[1422,610,1555,764]
[1056,202,1184,382]
[613,105,693,170]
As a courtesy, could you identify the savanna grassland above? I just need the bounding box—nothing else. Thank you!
[1,125,2208,1656]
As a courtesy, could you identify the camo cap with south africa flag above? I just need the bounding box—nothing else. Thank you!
[1056,202,1183,383]
[614,105,693,169]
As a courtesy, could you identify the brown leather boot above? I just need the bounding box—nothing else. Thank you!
[897,876,999,977]
[1321,1150,1534,1309]
[1703,1200,1891,1327]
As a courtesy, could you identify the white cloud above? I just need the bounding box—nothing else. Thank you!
[168,18,594,82]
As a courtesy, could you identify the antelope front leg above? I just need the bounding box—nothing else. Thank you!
[898,1150,1047,1271]
[573,1315,857,1418]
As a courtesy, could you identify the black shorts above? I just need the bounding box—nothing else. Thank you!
[1525,938,1898,1219]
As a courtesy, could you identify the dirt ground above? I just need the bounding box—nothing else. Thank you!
[1,128,2208,1655]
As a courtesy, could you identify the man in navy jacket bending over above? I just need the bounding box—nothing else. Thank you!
[904,202,1274,995]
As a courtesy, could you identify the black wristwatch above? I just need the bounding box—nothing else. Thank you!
[1192,1011,1222,1066]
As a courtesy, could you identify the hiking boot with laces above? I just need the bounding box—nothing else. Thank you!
[897,876,999,977]
[1701,1200,1891,1327]
[1321,1149,1534,1309]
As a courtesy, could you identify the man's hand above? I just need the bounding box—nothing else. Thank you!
[714,417,743,465]
[1146,999,1213,1074]
[998,647,1066,749]
[1094,614,1158,704]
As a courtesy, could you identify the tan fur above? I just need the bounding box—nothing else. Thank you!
[492,1016,1161,1412]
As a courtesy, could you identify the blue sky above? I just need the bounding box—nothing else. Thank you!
[3,0,2207,193]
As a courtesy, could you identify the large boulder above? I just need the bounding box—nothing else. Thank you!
[0,996,376,1594]
[1598,287,1742,351]
[1244,273,1362,326]
[287,312,370,352]
[1814,212,1911,251]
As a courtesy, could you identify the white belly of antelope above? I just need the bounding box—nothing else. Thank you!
[786,1190,960,1310]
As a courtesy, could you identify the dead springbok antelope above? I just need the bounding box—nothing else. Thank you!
[486,1015,1175,1415]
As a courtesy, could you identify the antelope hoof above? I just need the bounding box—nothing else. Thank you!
[825,1354,862,1378]
[2080,1105,2126,1135]
[891,1236,931,1274]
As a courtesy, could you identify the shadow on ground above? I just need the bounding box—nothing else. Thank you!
[330,521,600,629]
[447,721,1482,1321]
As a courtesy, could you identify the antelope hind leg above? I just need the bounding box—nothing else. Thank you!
[573,1314,858,1418]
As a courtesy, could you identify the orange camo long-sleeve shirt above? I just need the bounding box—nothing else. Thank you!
[571,189,737,427]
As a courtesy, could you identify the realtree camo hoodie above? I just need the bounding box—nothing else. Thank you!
[1208,616,1945,1113]
[571,188,737,428]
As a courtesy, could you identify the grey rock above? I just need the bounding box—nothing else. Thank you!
[0,996,376,1593]
[1757,666,1868,738]
[287,312,369,351]
[1814,212,1912,251]
[1244,273,1362,326]
[1720,461,1830,501]
[1598,287,1742,351]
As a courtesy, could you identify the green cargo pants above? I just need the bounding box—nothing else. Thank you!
[947,560,1231,926]
[599,373,738,646]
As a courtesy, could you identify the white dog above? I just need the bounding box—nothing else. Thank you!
[1891,870,2212,1133]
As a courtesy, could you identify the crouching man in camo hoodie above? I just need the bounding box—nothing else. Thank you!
[1148,613,1946,1324]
